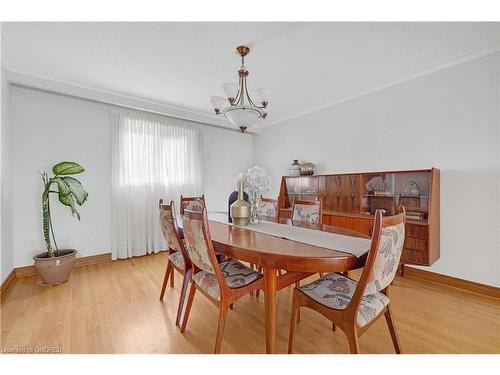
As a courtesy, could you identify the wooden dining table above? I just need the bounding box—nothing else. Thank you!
[178,213,370,353]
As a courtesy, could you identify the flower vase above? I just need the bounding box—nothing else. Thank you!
[249,193,261,224]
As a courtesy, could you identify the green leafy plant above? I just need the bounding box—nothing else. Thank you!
[39,161,89,257]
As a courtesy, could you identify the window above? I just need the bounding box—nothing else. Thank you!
[118,114,202,189]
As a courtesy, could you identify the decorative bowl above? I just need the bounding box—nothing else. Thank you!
[300,162,315,176]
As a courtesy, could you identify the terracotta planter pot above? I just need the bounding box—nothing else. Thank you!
[33,249,77,286]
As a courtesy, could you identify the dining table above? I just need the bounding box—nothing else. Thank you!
[177,212,371,354]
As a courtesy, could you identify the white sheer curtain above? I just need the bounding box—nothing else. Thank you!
[111,111,203,259]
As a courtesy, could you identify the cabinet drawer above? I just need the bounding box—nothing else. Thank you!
[406,224,428,240]
[404,238,428,252]
[326,215,372,236]
[401,248,428,265]
[279,209,292,220]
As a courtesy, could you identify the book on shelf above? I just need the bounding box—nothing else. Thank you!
[406,211,425,220]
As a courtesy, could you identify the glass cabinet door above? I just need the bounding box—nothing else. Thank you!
[285,177,318,207]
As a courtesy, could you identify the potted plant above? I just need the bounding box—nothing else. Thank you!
[33,161,89,285]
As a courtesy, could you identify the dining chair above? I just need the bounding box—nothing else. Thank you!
[258,196,279,222]
[180,207,264,353]
[292,199,323,224]
[291,199,323,291]
[159,200,193,326]
[250,196,281,297]
[288,207,406,354]
[253,195,278,286]
[180,194,206,215]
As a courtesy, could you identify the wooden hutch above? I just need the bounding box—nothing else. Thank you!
[278,168,440,267]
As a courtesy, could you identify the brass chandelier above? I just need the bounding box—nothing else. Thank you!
[210,45,270,133]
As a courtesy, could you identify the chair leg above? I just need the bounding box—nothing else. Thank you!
[169,266,175,288]
[384,306,402,354]
[254,266,264,297]
[288,292,300,354]
[214,305,229,354]
[294,283,301,323]
[250,264,255,296]
[159,261,172,301]
[180,282,196,333]
[332,322,336,331]
[346,328,360,354]
[175,269,192,326]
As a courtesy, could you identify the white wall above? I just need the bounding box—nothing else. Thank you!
[254,53,500,287]
[1,24,14,283]
[9,86,253,268]
[202,126,253,211]
[1,69,13,284]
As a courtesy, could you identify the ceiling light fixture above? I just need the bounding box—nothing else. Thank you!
[210,45,270,133]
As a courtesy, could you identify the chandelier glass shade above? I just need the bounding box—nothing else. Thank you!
[210,45,269,132]
[223,106,262,131]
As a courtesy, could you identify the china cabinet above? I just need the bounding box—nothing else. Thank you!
[278,168,440,266]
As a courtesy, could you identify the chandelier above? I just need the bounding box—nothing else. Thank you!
[210,45,270,133]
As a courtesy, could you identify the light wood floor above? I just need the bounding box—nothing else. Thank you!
[1,252,499,354]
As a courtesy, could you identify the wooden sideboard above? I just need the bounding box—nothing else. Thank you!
[278,168,440,266]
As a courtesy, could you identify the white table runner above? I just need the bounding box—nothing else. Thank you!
[202,212,370,257]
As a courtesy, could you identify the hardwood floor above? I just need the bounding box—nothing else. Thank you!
[1,252,499,354]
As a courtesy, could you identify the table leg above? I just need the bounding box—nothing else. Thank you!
[263,267,278,354]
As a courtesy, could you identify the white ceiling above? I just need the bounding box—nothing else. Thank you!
[3,22,500,127]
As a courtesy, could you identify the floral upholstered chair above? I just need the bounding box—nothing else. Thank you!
[180,194,228,262]
[180,194,206,215]
[159,200,193,327]
[180,207,264,353]
[292,199,322,224]
[288,207,406,354]
[250,196,280,296]
[257,196,279,222]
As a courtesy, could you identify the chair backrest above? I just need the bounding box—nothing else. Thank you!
[159,199,192,271]
[292,199,322,224]
[182,207,220,276]
[180,194,206,215]
[356,206,406,297]
[343,207,405,326]
[159,199,183,253]
[258,196,279,222]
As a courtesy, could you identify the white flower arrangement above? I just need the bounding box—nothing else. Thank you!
[244,166,272,198]
[236,166,272,222]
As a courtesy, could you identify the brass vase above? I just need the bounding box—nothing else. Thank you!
[230,180,251,226]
